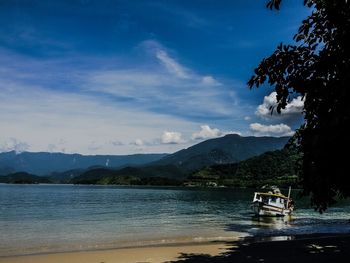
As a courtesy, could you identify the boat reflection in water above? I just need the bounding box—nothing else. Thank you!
[249,215,294,241]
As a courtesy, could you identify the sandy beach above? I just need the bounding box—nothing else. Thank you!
[0,242,230,263]
[2,234,350,263]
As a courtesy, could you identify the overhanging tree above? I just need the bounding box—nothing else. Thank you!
[248,0,350,212]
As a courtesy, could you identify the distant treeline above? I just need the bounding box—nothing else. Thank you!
[188,148,301,188]
[0,172,51,184]
[0,149,301,188]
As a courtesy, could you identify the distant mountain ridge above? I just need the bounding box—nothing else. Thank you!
[70,134,290,184]
[151,134,290,172]
[0,151,167,176]
[0,135,289,179]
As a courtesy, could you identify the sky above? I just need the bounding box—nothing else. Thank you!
[0,0,309,155]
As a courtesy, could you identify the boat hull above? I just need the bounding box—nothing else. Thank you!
[251,201,292,217]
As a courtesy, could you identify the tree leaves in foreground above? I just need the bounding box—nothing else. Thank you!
[248,0,350,212]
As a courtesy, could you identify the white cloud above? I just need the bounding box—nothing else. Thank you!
[156,49,190,79]
[256,92,304,118]
[161,131,185,144]
[192,125,222,140]
[286,96,304,114]
[191,125,242,140]
[249,123,294,137]
[244,116,251,121]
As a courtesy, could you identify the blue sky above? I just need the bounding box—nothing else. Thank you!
[0,0,308,154]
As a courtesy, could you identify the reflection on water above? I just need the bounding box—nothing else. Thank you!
[225,216,293,235]
[251,215,293,229]
[241,212,350,238]
[249,216,294,240]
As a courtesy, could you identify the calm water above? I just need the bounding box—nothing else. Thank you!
[1,184,350,256]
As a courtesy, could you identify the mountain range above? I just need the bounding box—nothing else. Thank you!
[0,151,167,175]
[151,134,289,172]
[0,134,290,184]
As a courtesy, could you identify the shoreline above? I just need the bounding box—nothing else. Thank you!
[0,238,236,258]
[2,233,350,263]
[0,241,230,263]
[0,234,244,258]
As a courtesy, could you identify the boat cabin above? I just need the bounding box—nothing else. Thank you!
[252,192,288,209]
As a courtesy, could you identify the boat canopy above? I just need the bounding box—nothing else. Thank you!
[254,192,289,199]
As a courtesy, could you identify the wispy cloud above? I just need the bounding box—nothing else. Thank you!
[2,43,236,154]
[156,50,190,79]
[0,1,308,154]
[0,40,248,154]
[84,40,239,121]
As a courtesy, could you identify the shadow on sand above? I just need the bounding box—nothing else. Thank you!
[168,233,350,263]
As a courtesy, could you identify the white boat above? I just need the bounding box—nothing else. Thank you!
[251,186,294,217]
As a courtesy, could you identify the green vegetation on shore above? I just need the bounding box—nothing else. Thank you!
[69,165,185,185]
[66,148,301,187]
[0,172,52,184]
[66,166,183,186]
[0,148,301,188]
[187,149,301,188]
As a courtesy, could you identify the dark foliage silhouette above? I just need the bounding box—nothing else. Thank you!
[248,0,350,212]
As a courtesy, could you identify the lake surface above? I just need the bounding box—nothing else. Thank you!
[1,184,350,256]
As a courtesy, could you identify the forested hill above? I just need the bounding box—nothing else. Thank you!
[151,134,289,173]
[68,134,290,185]
[0,172,52,184]
[189,148,301,188]
[0,149,300,187]
[70,148,299,187]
